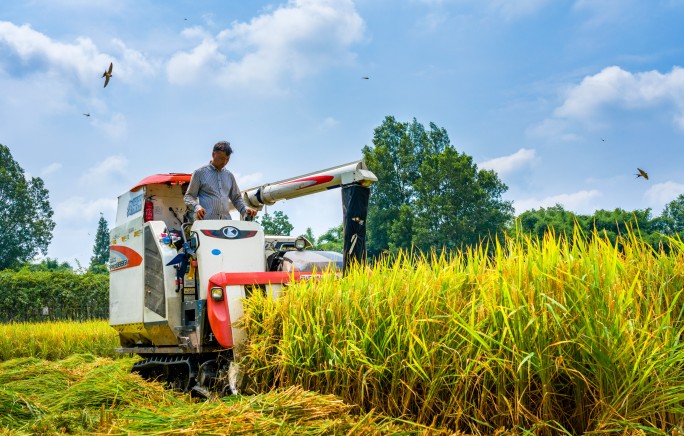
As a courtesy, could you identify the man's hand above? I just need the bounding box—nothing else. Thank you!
[244,207,257,220]
[195,207,206,220]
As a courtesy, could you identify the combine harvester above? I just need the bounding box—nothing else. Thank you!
[109,161,377,395]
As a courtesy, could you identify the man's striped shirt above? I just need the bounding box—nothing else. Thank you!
[184,162,247,220]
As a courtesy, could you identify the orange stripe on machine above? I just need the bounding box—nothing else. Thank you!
[109,246,143,271]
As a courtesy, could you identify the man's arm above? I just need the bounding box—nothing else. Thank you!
[228,172,248,216]
[227,172,257,218]
[184,171,204,217]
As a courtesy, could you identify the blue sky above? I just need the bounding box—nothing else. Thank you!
[1,0,684,267]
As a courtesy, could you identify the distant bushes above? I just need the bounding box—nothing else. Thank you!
[0,270,108,322]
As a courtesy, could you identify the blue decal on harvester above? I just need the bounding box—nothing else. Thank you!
[211,249,221,255]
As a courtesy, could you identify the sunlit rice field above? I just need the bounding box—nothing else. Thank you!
[0,354,424,435]
[240,229,684,434]
[2,229,684,434]
[0,320,120,361]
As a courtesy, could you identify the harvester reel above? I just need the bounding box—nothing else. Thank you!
[197,359,218,389]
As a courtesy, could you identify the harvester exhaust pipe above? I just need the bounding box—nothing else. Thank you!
[341,183,370,274]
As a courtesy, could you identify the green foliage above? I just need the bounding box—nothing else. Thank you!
[0,269,109,322]
[0,144,56,270]
[257,210,294,236]
[658,193,684,236]
[89,214,110,273]
[316,224,343,252]
[516,204,583,239]
[516,204,670,249]
[362,116,513,256]
[19,257,73,272]
[303,227,317,248]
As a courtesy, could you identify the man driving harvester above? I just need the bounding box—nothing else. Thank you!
[184,141,258,221]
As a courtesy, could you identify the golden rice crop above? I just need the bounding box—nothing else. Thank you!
[0,320,120,360]
[0,355,434,435]
[239,229,684,434]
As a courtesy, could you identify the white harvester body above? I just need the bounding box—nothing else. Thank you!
[107,160,376,393]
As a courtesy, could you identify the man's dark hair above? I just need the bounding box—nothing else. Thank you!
[213,141,233,155]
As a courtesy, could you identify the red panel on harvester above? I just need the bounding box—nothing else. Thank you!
[130,173,191,192]
[207,282,234,348]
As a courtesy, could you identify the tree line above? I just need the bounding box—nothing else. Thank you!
[3,115,684,275]
[263,116,684,255]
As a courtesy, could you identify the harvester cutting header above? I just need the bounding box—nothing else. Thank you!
[109,160,377,395]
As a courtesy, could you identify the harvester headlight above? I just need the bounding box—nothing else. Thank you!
[210,286,224,301]
[294,237,307,250]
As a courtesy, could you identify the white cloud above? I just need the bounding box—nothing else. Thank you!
[54,196,117,223]
[554,66,684,129]
[166,31,224,85]
[166,0,365,91]
[488,0,552,19]
[80,155,128,183]
[0,21,156,85]
[415,11,450,32]
[414,0,551,17]
[526,118,581,141]
[479,148,537,177]
[514,189,602,214]
[645,181,684,208]
[41,162,62,176]
[572,0,637,25]
[92,113,128,139]
[110,38,157,80]
[234,171,265,190]
[320,117,339,129]
[412,0,447,5]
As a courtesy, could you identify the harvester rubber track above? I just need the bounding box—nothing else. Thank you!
[132,355,198,392]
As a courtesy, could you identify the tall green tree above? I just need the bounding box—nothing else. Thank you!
[258,210,294,236]
[363,116,513,256]
[0,144,55,270]
[413,146,513,251]
[89,213,110,273]
[362,117,425,255]
[658,194,684,237]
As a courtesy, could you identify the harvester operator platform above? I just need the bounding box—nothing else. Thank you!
[184,141,258,221]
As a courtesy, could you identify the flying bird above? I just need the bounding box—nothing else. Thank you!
[83,113,90,117]
[102,62,113,88]
[362,76,369,80]
[635,168,649,180]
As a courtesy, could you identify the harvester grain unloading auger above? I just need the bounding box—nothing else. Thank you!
[108,160,377,396]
